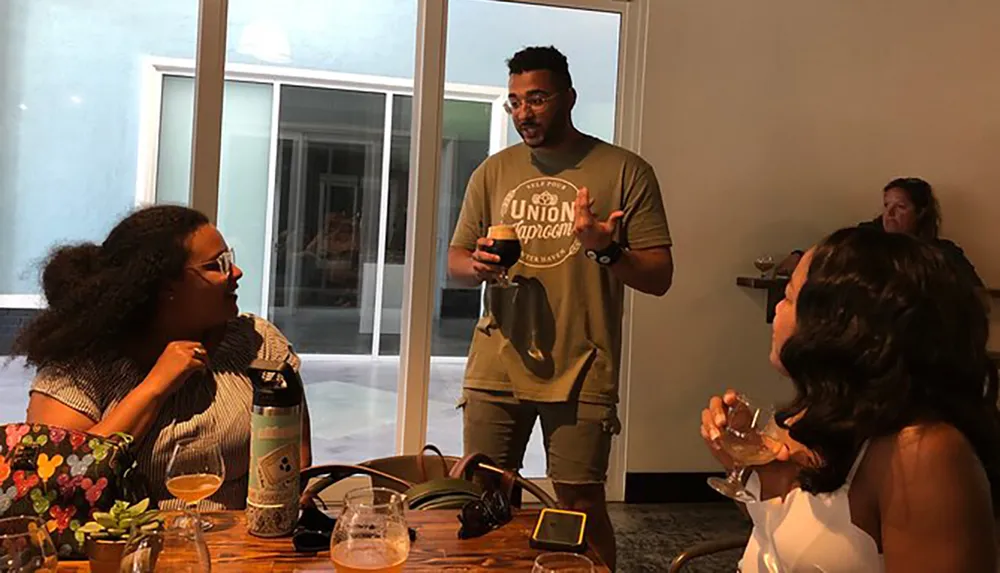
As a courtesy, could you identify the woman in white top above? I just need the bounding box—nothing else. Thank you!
[701,226,999,572]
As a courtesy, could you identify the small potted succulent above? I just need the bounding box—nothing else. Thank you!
[79,499,162,573]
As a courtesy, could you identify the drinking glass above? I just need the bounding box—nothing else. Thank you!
[330,487,409,573]
[532,552,595,573]
[754,255,775,278]
[0,517,57,573]
[483,224,522,289]
[706,395,781,503]
[119,515,211,573]
[165,438,225,532]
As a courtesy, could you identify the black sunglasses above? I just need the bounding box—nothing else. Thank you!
[457,490,512,540]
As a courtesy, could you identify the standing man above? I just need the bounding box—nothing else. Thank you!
[448,46,673,569]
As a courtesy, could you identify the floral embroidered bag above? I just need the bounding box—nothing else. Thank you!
[0,423,147,559]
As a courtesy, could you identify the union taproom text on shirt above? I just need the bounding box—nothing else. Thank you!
[500,177,581,269]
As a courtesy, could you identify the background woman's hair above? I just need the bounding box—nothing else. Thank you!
[777,226,1000,511]
[13,205,209,369]
[884,176,941,240]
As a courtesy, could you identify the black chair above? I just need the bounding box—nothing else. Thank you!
[669,534,748,572]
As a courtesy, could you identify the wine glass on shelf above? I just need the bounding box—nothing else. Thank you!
[165,438,225,532]
[753,255,775,278]
[706,395,782,503]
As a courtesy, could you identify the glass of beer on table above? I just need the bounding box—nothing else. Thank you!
[483,224,522,288]
[331,487,410,573]
[165,438,225,531]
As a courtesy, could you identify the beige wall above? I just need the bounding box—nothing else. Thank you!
[626,0,1000,473]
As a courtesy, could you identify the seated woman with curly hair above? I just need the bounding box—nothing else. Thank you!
[14,205,312,509]
[702,226,999,572]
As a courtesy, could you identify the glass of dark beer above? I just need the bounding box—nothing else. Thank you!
[483,224,522,288]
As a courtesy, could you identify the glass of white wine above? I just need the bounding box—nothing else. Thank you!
[754,255,775,278]
[165,438,225,532]
[706,395,781,503]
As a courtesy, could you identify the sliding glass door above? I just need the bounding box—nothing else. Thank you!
[427,0,623,477]
[269,86,388,355]
[152,70,505,462]
[138,0,637,496]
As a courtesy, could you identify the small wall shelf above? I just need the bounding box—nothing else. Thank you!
[736,276,790,323]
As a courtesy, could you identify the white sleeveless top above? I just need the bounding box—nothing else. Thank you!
[739,442,884,572]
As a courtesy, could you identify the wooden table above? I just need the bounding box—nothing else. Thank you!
[57,510,609,572]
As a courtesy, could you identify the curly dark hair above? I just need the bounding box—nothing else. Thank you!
[777,226,1000,511]
[507,46,573,90]
[13,205,210,370]
[884,176,941,240]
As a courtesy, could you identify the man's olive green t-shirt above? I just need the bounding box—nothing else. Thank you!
[451,136,672,405]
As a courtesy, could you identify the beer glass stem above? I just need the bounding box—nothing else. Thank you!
[496,267,518,288]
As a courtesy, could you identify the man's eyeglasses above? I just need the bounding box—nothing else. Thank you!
[503,92,560,115]
[190,248,236,276]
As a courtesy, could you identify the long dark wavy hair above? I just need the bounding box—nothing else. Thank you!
[776,226,1000,511]
[13,205,210,370]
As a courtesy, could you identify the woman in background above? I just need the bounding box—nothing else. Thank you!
[776,177,983,287]
[15,205,312,509]
[703,226,998,572]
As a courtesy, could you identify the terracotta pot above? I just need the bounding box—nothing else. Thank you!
[85,538,127,573]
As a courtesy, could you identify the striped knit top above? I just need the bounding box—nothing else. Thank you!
[29,314,300,510]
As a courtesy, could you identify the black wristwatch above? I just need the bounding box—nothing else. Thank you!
[585,241,624,266]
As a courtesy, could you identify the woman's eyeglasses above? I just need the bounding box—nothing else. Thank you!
[190,248,236,276]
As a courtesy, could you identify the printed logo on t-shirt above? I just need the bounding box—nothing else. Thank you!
[499,177,580,269]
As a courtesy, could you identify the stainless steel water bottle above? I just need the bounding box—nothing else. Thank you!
[246,358,303,537]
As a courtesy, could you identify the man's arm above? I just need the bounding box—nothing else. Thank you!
[608,246,673,296]
[447,164,501,286]
[574,181,673,297]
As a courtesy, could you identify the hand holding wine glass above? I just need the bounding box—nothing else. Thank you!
[165,438,225,531]
[701,392,787,502]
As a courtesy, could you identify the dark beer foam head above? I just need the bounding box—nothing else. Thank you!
[488,225,518,241]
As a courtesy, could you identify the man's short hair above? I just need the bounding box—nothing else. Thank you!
[507,46,572,90]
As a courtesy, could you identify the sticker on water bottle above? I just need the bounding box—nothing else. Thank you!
[257,442,299,487]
